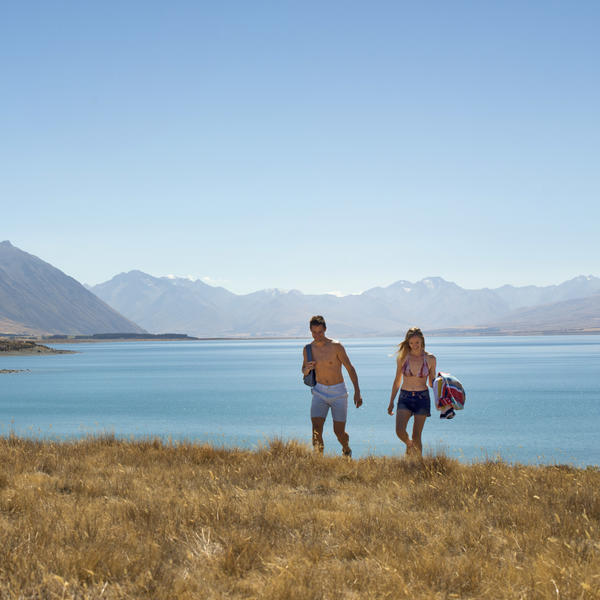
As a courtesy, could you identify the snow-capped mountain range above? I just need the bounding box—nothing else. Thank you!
[2,240,599,337]
[90,271,600,337]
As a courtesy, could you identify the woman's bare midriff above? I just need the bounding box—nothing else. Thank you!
[401,374,429,392]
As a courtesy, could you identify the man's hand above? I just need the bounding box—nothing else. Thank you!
[305,361,316,373]
[387,402,394,416]
[354,392,363,408]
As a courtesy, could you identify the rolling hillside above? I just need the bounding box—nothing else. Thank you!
[0,241,145,335]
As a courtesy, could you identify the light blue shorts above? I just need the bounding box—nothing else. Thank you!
[311,382,348,422]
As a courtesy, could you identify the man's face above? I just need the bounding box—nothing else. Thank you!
[310,325,326,342]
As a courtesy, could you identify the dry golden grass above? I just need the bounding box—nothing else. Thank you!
[0,436,598,599]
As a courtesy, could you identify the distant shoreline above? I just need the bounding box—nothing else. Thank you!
[39,336,307,344]
[23,329,600,344]
[38,337,204,344]
[426,327,600,337]
[3,328,600,348]
[0,339,75,355]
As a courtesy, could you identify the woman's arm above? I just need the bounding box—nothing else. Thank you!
[388,362,403,415]
[428,354,437,387]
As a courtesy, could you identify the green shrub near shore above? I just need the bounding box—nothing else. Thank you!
[0,436,598,599]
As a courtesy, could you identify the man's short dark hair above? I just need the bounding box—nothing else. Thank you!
[309,315,326,329]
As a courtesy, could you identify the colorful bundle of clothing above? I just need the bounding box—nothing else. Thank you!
[432,372,466,419]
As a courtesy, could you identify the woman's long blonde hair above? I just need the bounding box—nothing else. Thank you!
[396,327,426,365]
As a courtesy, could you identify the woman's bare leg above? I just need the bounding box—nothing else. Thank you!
[395,410,414,454]
[411,415,427,455]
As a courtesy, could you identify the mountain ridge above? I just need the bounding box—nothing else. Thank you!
[3,240,598,337]
[91,269,600,337]
[0,241,146,335]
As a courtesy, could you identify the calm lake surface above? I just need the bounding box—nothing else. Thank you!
[1,336,599,466]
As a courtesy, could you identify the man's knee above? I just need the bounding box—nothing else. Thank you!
[312,418,325,432]
[333,422,347,437]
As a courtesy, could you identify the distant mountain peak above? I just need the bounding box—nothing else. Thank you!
[0,243,145,335]
[421,277,442,288]
[387,279,412,288]
[109,270,149,278]
[165,274,197,282]
[255,288,289,296]
[101,270,156,284]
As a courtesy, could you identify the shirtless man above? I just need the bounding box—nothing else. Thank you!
[301,315,363,456]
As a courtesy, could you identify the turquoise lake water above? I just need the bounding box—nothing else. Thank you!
[1,336,599,466]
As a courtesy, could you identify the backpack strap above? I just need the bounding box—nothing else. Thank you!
[305,344,313,362]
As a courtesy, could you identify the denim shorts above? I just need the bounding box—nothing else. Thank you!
[397,389,431,417]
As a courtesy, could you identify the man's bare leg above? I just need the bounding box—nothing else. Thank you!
[333,420,351,456]
[411,415,427,456]
[395,410,415,454]
[311,417,326,453]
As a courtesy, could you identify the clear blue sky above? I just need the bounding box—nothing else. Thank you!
[2,1,598,295]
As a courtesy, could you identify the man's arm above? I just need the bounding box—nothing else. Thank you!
[338,344,363,407]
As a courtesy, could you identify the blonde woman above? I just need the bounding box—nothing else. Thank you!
[388,327,436,456]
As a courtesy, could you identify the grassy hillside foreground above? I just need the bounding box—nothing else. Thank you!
[0,437,598,599]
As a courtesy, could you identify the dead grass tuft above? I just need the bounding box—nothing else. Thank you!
[0,436,598,599]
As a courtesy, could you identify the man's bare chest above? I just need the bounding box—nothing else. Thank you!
[312,345,340,366]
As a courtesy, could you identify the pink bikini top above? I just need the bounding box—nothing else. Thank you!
[402,354,430,378]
